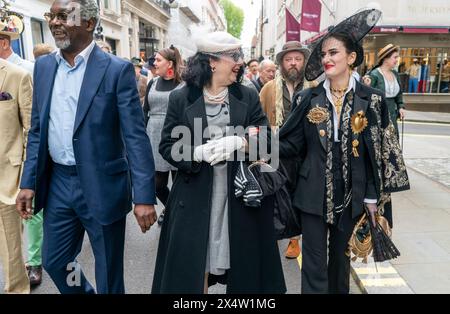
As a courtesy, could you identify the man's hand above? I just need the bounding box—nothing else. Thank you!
[365,203,378,226]
[16,189,35,220]
[134,204,157,233]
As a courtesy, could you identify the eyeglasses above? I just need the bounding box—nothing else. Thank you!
[207,48,244,64]
[44,12,68,23]
[44,10,77,23]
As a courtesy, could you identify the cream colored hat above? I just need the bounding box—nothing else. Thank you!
[196,31,242,53]
[0,13,23,40]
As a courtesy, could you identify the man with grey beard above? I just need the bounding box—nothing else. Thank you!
[260,41,314,129]
[260,41,315,259]
[16,0,157,294]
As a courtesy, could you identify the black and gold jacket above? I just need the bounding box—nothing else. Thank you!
[278,81,410,223]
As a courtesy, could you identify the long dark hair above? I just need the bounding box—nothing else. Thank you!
[158,45,184,84]
[182,52,244,89]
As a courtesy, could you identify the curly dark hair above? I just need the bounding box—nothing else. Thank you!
[182,52,244,89]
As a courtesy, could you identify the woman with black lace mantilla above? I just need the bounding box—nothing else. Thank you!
[278,9,410,294]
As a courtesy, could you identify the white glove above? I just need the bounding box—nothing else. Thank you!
[193,142,215,163]
[207,136,245,166]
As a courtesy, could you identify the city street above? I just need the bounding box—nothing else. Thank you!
[1,0,449,298]
[2,118,448,294]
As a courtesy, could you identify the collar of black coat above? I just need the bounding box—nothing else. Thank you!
[187,82,243,104]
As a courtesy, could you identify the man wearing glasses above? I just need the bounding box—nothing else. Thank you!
[16,0,157,294]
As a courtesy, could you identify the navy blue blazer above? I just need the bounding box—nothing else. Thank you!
[20,45,156,225]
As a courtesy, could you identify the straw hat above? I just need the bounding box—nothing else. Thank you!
[377,44,399,62]
[0,13,23,40]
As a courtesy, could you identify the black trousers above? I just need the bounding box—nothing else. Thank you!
[300,208,358,294]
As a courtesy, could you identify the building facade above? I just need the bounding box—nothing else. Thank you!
[303,0,450,95]
[8,0,54,61]
[167,0,201,59]
[254,0,450,93]
[202,0,226,32]
[122,0,171,60]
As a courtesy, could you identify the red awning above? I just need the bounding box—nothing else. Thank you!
[371,26,450,34]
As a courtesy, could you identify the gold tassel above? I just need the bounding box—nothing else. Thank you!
[352,140,360,157]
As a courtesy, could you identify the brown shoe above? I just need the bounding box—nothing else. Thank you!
[27,265,43,287]
[285,239,301,259]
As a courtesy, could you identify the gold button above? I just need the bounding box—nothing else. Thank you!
[320,130,326,137]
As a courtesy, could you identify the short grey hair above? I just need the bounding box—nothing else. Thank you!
[72,0,99,22]
[259,59,275,71]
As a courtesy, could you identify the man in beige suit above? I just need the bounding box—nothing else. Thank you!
[0,58,32,293]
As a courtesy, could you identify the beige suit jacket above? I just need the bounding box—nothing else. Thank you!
[0,58,32,205]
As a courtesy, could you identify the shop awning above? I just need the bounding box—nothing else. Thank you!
[303,26,450,45]
[371,26,450,34]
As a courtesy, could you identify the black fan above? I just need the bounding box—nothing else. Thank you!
[366,207,401,262]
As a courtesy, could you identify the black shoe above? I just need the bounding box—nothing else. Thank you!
[27,265,43,287]
[157,210,165,226]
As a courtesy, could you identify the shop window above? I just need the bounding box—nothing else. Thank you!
[103,0,119,12]
[31,19,44,47]
[394,47,449,94]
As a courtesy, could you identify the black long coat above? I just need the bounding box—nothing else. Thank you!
[152,83,286,294]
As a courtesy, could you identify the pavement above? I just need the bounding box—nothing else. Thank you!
[350,121,450,294]
[2,111,449,295]
[406,110,450,124]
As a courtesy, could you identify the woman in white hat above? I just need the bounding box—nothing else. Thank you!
[152,31,286,294]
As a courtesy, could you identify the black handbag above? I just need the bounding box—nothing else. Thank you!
[247,161,302,240]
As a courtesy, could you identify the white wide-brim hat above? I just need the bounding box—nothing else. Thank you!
[195,31,242,53]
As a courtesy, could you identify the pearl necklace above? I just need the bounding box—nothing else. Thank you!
[203,87,229,103]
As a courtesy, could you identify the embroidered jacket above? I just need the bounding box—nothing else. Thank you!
[278,80,410,223]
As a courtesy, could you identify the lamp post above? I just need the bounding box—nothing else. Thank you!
[259,0,268,61]
[95,0,103,40]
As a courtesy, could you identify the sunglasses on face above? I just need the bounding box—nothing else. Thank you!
[207,48,244,64]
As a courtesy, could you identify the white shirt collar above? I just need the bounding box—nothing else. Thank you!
[323,75,356,97]
[323,76,356,107]
[55,40,96,67]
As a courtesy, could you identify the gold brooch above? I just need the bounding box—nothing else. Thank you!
[319,130,326,137]
[307,106,329,125]
[351,111,368,135]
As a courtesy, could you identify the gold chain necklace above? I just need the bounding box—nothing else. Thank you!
[330,86,348,93]
[331,91,346,116]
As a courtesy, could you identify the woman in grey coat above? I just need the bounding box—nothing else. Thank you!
[143,46,184,225]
